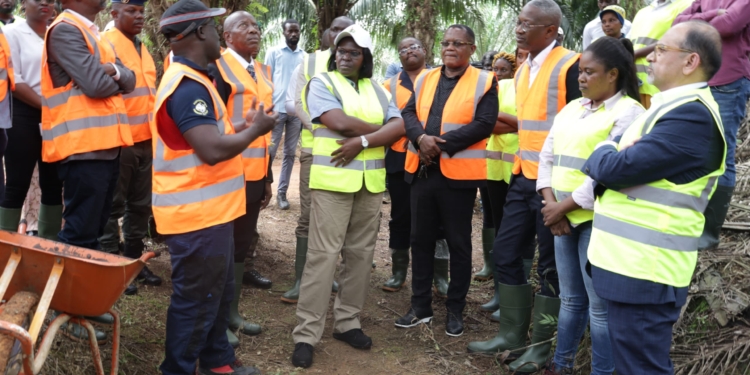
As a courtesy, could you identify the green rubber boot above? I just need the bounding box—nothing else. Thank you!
[523,258,534,281]
[489,258,534,321]
[509,294,562,373]
[467,283,532,354]
[433,240,449,299]
[473,228,495,281]
[481,279,500,312]
[38,204,63,241]
[281,237,307,303]
[228,263,262,341]
[0,207,21,232]
[226,329,239,348]
[490,308,500,322]
[382,248,409,292]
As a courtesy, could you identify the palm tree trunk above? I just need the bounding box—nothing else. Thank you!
[316,0,358,44]
[405,0,437,65]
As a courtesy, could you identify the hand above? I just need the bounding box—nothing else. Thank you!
[243,98,276,131]
[260,181,273,209]
[549,217,572,236]
[717,8,727,15]
[250,103,279,135]
[419,135,445,159]
[620,136,641,150]
[331,137,364,167]
[541,200,567,226]
[102,63,116,77]
[419,151,434,165]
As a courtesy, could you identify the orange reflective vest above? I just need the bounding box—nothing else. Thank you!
[0,27,14,105]
[404,66,493,180]
[41,12,133,162]
[216,50,274,181]
[102,28,156,143]
[163,51,172,72]
[513,47,579,179]
[383,70,423,152]
[151,61,246,235]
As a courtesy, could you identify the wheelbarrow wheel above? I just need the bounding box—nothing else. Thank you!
[0,291,40,375]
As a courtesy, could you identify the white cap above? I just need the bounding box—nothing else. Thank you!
[334,24,374,50]
[557,27,564,35]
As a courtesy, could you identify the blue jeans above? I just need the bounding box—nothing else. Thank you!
[553,221,614,375]
[269,113,301,195]
[711,77,750,187]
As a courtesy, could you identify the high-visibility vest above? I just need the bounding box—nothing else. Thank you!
[0,27,14,106]
[630,0,692,97]
[163,51,172,71]
[102,28,156,143]
[487,78,518,184]
[588,87,726,287]
[300,49,331,154]
[382,69,424,152]
[304,70,390,193]
[216,50,274,181]
[41,13,133,162]
[404,66,493,180]
[151,61,246,235]
[513,47,579,180]
[550,95,642,225]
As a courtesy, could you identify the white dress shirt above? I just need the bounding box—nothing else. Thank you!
[526,40,557,88]
[581,17,633,50]
[4,20,44,95]
[64,10,120,80]
[226,47,254,69]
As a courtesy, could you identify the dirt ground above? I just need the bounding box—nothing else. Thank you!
[42,158,524,375]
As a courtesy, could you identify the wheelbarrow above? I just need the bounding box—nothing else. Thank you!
[0,227,156,375]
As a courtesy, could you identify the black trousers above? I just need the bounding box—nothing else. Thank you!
[410,170,476,314]
[493,174,558,297]
[387,171,411,249]
[479,180,510,233]
[2,100,62,209]
[233,180,265,263]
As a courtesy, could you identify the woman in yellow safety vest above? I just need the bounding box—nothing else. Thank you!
[532,37,645,374]
[291,24,404,369]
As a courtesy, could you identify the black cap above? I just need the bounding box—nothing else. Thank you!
[160,0,225,41]
[111,0,148,5]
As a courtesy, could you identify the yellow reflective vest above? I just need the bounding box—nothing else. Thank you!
[300,49,331,154]
[304,70,391,193]
[588,86,726,287]
[487,78,518,183]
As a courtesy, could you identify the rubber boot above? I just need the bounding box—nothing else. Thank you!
[0,207,21,232]
[433,240,449,299]
[228,263,262,339]
[508,294,562,372]
[699,185,734,251]
[38,204,63,241]
[490,308,500,322]
[523,258,534,281]
[481,279,500,312]
[226,329,239,348]
[467,283,532,354]
[281,237,307,303]
[473,228,495,281]
[382,248,409,292]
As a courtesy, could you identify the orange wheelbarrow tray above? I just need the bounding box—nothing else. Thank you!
[0,230,156,375]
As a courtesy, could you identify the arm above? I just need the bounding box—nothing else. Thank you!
[634,44,656,59]
[285,64,301,115]
[330,115,406,166]
[536,126,555,191]
[673,0,718,24]
[294,65,313,130]
[494,111,518,134]
[309,78,380,137]
[7,28,42,108]
[583,101,715,189]
[703,0,750,37]
[112,57,135,94]
[565,61,582,103]
[402,92,425,145]
[439,81,498,155]
[184,111,276,166]
[12,84,42,108]
[46,23,123,98]
[582,22,594,50]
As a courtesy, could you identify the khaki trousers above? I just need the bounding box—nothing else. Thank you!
[294,152,312,238]
[292,186,382,345]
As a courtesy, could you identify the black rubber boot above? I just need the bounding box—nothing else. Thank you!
[467,283,532,354]
[699,185,734,251]
[473,228,495,281]
[281,237,307,303]
[382,248,409,292]
[509,294,562,373]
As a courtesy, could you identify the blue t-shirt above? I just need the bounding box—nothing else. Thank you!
[165,56,217,134]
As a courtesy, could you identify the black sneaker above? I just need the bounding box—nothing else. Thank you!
[291,342,313,368]
[445,311,464,337]
[394,307,433,328]
[136,266,163,286]
[278,193,290,210]
[332,328,372,349]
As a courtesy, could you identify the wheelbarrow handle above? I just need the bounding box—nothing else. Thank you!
[139,251,159,262]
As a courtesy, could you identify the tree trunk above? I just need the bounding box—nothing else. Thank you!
[405,0,437,65]
[315,0,358,45]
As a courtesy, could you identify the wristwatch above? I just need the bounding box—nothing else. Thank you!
[360,135,369,148]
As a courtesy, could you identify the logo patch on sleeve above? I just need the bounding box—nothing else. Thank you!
[193,99,209,115]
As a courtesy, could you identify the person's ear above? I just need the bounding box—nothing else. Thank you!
[683,52,701,77]
[470,44,476,55]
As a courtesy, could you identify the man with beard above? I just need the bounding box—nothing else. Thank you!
[100,0,161,296]
[0,0,20,26]
[264,18,304,210]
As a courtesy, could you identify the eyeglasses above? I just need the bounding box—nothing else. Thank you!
[336,48,362,58]
[654,43,694,56]
[399,44,422,56]
[439,40,474,48]
[515,20,552,32]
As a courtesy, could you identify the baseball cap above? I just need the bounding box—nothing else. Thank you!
[600,5,626,26]
[111,0,148,5]
[333,24,374,50]
[160,0,225,41]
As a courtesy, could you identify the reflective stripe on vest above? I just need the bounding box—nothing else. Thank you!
[384,74,411,153]
[41,13,133,162]
[0,27,14,104]
[588,87,726,287]
[512,48,579,179]
[487,79,518,183]
[406,67,493,180]
[102,27,156,143]
[306,71,389,193]
[300,50,331,151]
[217,51,274,181]
[150,62,245,235]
